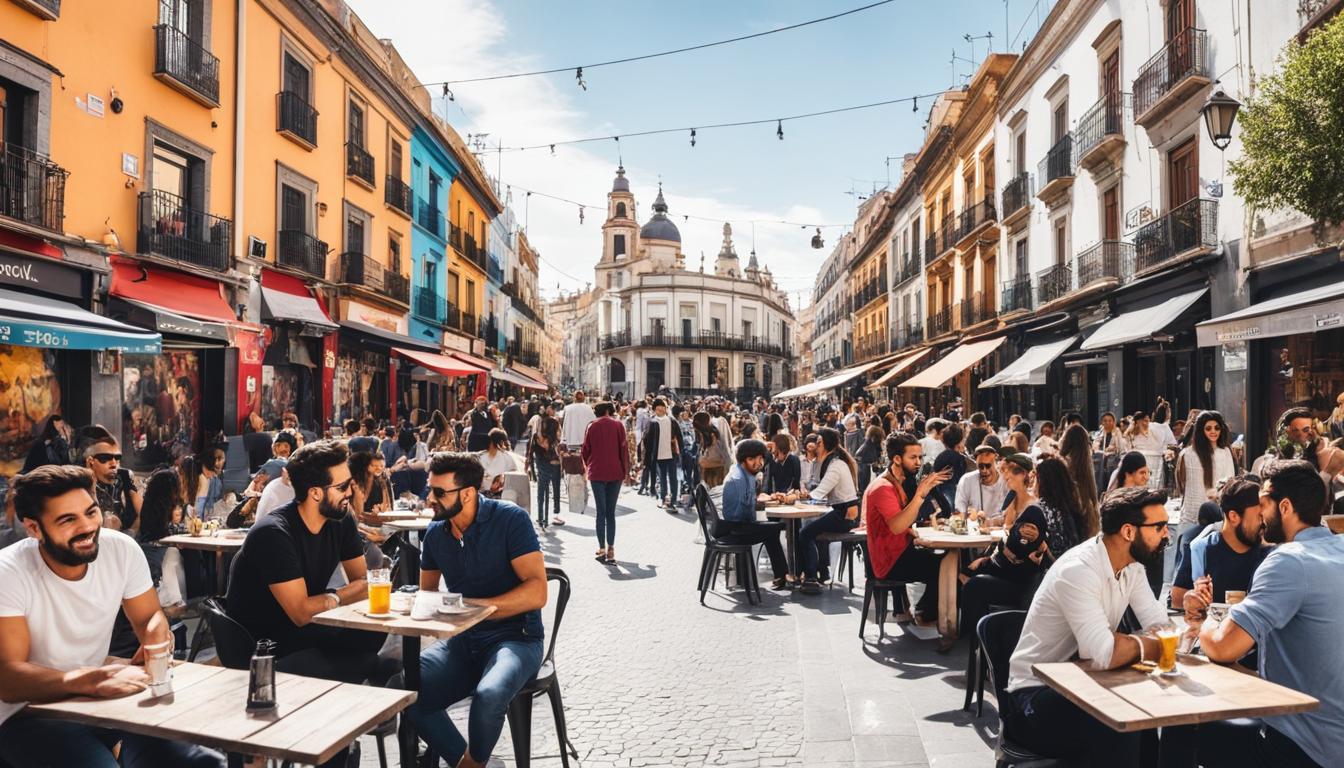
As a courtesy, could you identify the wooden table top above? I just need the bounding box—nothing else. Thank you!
[22,661,415,765]
[1032,658,1319,732]
[157,533,247,551]
[366,510,427,522]
[385,518,432,532]
[311,598,496,639]
[764,503,832,519]
[912,527,1004,549]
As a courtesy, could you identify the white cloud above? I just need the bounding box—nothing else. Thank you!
[347,0,827,307]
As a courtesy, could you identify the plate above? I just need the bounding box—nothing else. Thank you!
[437,604,475,615]
[360,610,395,619]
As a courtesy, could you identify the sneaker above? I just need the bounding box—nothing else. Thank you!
[799,579,823,595]
[553,516,566,526]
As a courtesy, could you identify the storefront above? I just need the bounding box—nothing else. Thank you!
[333,298,438,425]
[392,347,488,421]
[258,269,337,432]
[898,338,1006,415]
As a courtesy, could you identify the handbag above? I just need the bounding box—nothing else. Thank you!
[561,452,585,475]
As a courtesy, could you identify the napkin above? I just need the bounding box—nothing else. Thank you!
[411,591,439,621]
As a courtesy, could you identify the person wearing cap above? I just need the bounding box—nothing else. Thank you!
[956,445,1010,518]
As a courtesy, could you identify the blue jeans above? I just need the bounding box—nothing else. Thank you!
[680,451,700,495]
[656,457,679,502]
[0,717,225,768]
[407,631,544,767]
[798,505,859,580]
[591,479,622,548]
[535,461,561,524]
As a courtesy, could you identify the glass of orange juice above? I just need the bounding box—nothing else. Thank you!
[368,568,392,616]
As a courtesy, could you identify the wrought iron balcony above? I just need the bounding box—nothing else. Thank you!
[924,232,941,266]
[1075,93,1131,170]
[276,229,327,279]
[13,0,60,20]
[1001,275,1034,314]
[958,291,993,328]
[1076,240,1132,286]
[1133,28,1210,124]
[345,142,374,187]
[384,175,411,216]
[414,286,443,324]
[1037,135,1075,203]
[461,312,477,334]
[153,24,220,107]
[0,144,68,232]
[276,91,318,147]
[445,303,461,331]
[1001,172,1033,224]
[939,214,958,255]
[136,190,231,272]
[1134,198,1218,273]
[600,331,631,350]
[850,268,888,312]
[415,197,443,238]
[854,333,887,362]
[510,292,542,324]
[337,252,409,304]
[928,305,953,338]
[897,254,922,284]
[955,197,997,247]
[1036,262,1073,305]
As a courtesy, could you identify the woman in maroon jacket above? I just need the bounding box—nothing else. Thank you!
[582,401,630,564]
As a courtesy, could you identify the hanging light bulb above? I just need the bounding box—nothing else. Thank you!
[776,120,784,140]
[549,144,556,156]
[912,96,918,113]
[442,83,455,101]
[690,128,696,147]
[578,206,585,224]
[575,67,587,91]
[811,227,824,249]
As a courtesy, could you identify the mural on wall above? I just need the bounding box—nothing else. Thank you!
[261,365,300,427]
[0,346,61,478]
[122,351,200,470]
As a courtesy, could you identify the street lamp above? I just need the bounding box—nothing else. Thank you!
[1201,82,1241,151]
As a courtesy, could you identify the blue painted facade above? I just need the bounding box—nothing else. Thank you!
[409,126,460,347]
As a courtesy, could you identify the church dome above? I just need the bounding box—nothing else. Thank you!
[639,185,681,242]
[612,166,630,193]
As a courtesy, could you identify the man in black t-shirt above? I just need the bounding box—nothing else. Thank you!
[82,437,140,531]
[225,441,392,705]
[1173,477,1272,614]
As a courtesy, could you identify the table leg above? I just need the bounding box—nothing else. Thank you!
[215,551,226,596]
[784,519,799,578]
[937,550,960,640]
[399,634,421,768]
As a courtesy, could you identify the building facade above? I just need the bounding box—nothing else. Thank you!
[810,238,853,380]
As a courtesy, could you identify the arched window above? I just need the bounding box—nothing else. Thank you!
[609,358,626,383]
[615,202,627,218]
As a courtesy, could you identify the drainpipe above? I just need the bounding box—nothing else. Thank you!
[233,0,247,278]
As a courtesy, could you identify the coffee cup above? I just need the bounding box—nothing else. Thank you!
[144,640,173,697]
[442,592,464,609]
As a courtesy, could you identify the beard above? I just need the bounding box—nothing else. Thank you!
[319,494,350,521]
[1128,534,1167,568]
[1262,512,1287,544]
[433,497,464,522]
[1234,520,1262,548]
[41,526,100,566]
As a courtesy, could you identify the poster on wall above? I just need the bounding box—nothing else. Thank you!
[0,346,62,479]
[261,365,300,427]
[333,351,380,424]
[122,351,200,470]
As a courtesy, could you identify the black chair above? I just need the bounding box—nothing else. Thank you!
[505,567,580,768]
[964,572,1045,715]
[977,610,1065,768]
[693,484,761,605]
[858,540,909,640]
[817,529,866,591]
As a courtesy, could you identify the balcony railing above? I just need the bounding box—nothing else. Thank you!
[479,318,501,347]
[1001,172,1032,220]
[958,291,992,328]
[1039,134,1075,187]
[507,340,541,368]
[854,334,886,361]
[1036,262,1073,305]
[1075,92,1131,163]
[939,214,958,254]
[1134,198,1218,272]
[600,331,631,350]
[461,312,477,334]
[928,306,953,338]
[850,269,888,312]
[276,229,327,279]
[924,233,940,266]
[487,259,504,284]
[14,0,60,20]
[0,144,68,232]
[897,255,921,284]
[956,197,997,244]
[153,25,220,106]
[510,292,542,324]
[414,286,443,324]
[1134,27,1209,120]
[605,330,790,357]
[1001,275,1034,314]
[384,175,411,216]
[345,142,374,186]
[136,189,231,272]
[276,91,318,147]
[337,252,409,304]
[415,197,443,238]
[1076,240,1133,286]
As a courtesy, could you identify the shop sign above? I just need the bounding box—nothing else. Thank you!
[343,299,407,336]
[442,331,470,353]
[0,251,82,297]
[1215,326,1262,343]
[324,349,337,369]
[1315,312,1341,330]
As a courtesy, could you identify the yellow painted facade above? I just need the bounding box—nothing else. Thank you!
[442,117,499,328]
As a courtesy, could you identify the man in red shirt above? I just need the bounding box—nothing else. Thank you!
[864,433,950,642]
[581,401,630,564]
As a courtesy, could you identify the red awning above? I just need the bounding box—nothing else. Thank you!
[0,228,63,261]
[109,257,235,324]
[393,348,488,377]
[449,351,497,372]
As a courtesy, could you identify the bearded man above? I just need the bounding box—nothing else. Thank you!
[405,452,547,768]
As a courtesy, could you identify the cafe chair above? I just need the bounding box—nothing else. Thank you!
[506,567,580,768]
[977,610,1065,768]
[965,573,1045,716]
[858,541,909,641]
[693,483,761,606]
[817,528,866,591]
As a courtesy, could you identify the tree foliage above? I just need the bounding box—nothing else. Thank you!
[1229,16,1344,226]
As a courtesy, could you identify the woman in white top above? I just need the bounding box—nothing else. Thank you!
[1175,411,1236,529]
[1124,411,1166,454]
[799,435,821,490]
[797,427,860,594]
[478,428,520,496]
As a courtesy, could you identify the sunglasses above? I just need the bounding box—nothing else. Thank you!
[976,462,996,470]
[325,478,354,493]
[429,485,467,499]
[92,453,123,463]
[1134,520,1170,532]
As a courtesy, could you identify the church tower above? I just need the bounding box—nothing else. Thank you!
[714,222,741,278]
[601,166,638,265]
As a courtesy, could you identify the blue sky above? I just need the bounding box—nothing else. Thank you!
[347,0,1055,303]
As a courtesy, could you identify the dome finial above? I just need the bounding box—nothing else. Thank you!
[652,183,668,214]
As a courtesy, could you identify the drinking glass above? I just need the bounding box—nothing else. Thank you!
[367,568,392,615]
[144,640,173,697]
[1154,624,1181,675]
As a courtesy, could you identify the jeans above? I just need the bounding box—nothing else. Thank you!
[1159,720,1321,768]
[535,461,561,525]
[716,520,789,579]
[638,458,654,493]
[592,479,622,548]
[960,573,1030,648]
[878,547,943,619]
[1008,685,1141,767]
[0,717,225,768]
[798,505,859,580]
[656,457,679,502]
[407,632,544,767]
[680,452,700,495]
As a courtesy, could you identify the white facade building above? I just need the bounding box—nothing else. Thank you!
[809,237,852,379]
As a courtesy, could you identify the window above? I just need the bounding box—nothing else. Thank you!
[152,142,195,204]
[465,280,476,314]
[1054,218,1068,265]
[743,362,757,388]
[1015,132,1027,173]
[614,233,626,258]
[646,359,666,391]
[389,140,403,181]
[742,320,753,339]
[447,271,459,305]
[1168,138,1198,207]
[160,0,206,44]
[615,202,626,218]
[1103,186,1120,240]
[345,211,366,255]
[422,259,436,292]
[282,51,310,100]
[388,234,401,274]
[347,98,365,148]
[679,360,692,389]
[1015,237,1028,277]
[280,184,307,234]
[428,172,441,209]
[1053,101,1069,143]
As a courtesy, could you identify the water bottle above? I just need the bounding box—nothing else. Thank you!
[246,639,277,712]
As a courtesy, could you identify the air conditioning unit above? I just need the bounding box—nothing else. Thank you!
[248,236,267,260]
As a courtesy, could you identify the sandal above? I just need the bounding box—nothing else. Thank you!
[605,548,616,564]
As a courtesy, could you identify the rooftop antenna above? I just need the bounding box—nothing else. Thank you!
[950,49,977,84]
[964,31,993,67]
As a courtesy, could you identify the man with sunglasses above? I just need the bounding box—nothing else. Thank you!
[1004,486,1172,766]
[406,452,546,768]
[82,437,140,532]
[955,444,1008,519]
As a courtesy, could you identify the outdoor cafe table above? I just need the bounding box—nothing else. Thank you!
[911,527,1006,640]
[157,533,245,595]
[21,660,416,766]
[384,517,432,584]
[312,599,496,766]
[1032,657,1319,732]
[764,502,829,578]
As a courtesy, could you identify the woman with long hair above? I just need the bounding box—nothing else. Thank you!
[348,450,391,518]
[20,414,73,473]
[1057,424,1100,532]
[694,411,730,487]
[797,427,860,594]
[135,468,188,615]
[426,410,455,452]
[1034,455,1090,548]
[765,411,786,439]
[855,425,885,496]
[1107,450,1151,491]
[1175,410,1235,530]
[526,414,565,529]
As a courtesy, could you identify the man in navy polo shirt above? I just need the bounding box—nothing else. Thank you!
[406,452,547,768]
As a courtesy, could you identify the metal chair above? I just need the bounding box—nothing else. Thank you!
[693,483,761,605]
[817,528,866,591]
[858,540,909,640]
[977,610,1065,768]
[506,567,580,768]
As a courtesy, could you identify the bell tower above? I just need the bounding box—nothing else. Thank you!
[601,166,638,265]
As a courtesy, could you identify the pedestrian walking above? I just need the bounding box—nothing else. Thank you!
[582,401,629,564]
[526,413,565,528]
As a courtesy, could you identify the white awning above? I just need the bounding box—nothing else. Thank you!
[1196,278,1344,346]
[979,336,1077,388]
[1079,288,1207,351]
[897,337,1006,389]
[773,356,891,399]
[865,348,932,389]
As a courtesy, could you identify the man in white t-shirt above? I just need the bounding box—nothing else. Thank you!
[955,445,1010,517]
[560,390,596,450]
[644,398,683,509]
[0,465,224,767]
[256,466,296,518]
[919,419,946,470]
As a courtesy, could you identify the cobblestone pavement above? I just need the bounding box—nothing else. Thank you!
[359,484,999,767]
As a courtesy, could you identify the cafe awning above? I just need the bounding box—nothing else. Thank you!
[1080,288,1207,351]
[0,286,160,353]
[260,269,337,335]
[864,348,933,389]
[107,258,237,343]
[496,367,549,390]
[339,320,439,351]
[392,348,488,377]
[1196,278,1344,346]
[979,336,1077,388]
[773,355,894,399]
[897,337,1006,389]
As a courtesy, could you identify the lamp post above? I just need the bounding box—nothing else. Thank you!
[1201,82,1241,151]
